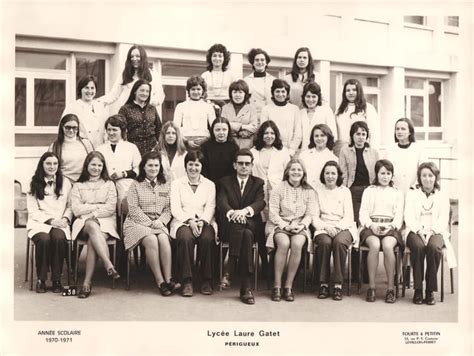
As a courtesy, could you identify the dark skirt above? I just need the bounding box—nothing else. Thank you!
[359,227,404,248]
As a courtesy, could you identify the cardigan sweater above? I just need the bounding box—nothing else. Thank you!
[173,99,215,140]
[244,72,276,121]
[339,145,379,187]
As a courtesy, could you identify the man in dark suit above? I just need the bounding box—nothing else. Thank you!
[217,149,265,304]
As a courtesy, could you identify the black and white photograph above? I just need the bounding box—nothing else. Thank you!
[1,1,472,354]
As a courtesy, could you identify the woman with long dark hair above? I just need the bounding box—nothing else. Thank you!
[27,152,72,293]
[123,151,178,296]
[70,151,120,298]
[118,79,162,156]
[98,44,165,108]
[48,114,94,183]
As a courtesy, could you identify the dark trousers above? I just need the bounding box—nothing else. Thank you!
[176,225,215,282]
[227,228,254,290]
[314,230,352,284]
[350,185,368,282]
[406,232,444,291]
[31,228,66,281]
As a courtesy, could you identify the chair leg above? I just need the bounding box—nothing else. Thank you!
[74,241,79,285]
[450,268,454,294]
[126,249,131,291]
[357,249,362,295]
[29,242,34,291]
[395,250,399,299]
[218,243,223,292]
[401,254,407,298]
[67,240,72,286]
[440,257,444,302]
[112,243,117,289]
[347,247,352,296]
[25,237,30,282]
[302,250,307,293]
[254,244,258,292]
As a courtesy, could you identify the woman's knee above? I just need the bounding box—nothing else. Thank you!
[83,219,100,234]
[381,235,397,252]
[142,234,159,251]
[157,233,171,248]
[290,235,306,251]
[315,234,331,248]
[274,233,290,251]
[50,228,66,243]
[365,236,380,251]
[176,227,194,243]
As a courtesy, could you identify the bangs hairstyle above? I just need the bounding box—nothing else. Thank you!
[394,117,416,143]
[186,76,207,97]
[336,79,367,116]
[76,75,98,100]
[290,47,315,83]
[206,43,231,71]
[29,152,64,200]
[156,120,186,155]
[349,120,370,147]
[122,45,152,85]
[247,48,271,69]
[372,159,394,187]
[209,117,233,143]
[77,151,111,183]
[308,123,335,150]
[417,161,441,191]
[126,79,152,105]
[228,80,251,104]
[51,114,82,162]
[184,149,205,166]
[271,79,290,101]
[104,114,127,139]
[319,160,343,187]
[302,81,322,108]
[255,120,283,150]
[137,151,166,184]
[282,158,311,189]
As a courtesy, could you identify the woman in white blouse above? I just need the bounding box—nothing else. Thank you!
[359,159,404,304]
[313,161,357,301]
[154,120,187,182]
[96,114,141,202]
[260,79,302,156]
[62,75,107,147]
[405,162,451,305]
[299,81,337,149]
[97,45,165,109]
[170,150,216,297]
[298,123,337,190]
[385,118,425,194]
[27,152,72,293]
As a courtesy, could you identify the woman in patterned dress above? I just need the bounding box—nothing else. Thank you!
[119,79,162,156]
[123,151,177,296]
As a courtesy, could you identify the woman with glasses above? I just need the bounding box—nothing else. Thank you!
[49,114,94,183]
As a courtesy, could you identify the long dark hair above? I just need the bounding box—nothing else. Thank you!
[206,43,231,71]
[136,151,167,184]
[125,79,152,106]
[29,152,64,200]
[336,79,367,116]
[122,45,152,85]
[289,47,315,83]
[209,117,234,143]
[301,81,322,108]
[77,151,111,183]
[255,120,283,150]
[319,160,343,187]
[51,114,89,162]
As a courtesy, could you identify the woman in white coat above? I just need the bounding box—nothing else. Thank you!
[70,151,120,298]
[27,152,72,293]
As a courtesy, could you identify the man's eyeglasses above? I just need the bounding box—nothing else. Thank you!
[236,161,252,166]
[63,126,79,131]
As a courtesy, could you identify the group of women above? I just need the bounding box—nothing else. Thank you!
[26,44,452,306]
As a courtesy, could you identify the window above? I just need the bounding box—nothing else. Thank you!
[404,16,427,25]
[445,16,459,27]
[404,78,443,141]
[15,50,108,146]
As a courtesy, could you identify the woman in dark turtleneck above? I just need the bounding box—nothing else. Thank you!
[260,79,302,156]
[200,117,239,184]
[220,80,258,149]
[154,120,187,182]
[244,48,276,125]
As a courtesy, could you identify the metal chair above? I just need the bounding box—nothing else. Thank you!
[311,242,353,296]
[25,236,72,290]
[357,244,401,298]
[218,240,259,292]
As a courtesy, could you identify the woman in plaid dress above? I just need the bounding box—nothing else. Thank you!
[123,151,177,296]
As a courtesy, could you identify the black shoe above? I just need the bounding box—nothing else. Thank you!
[106,267,120,280]
[283,288,295,302]
[240,288,255,305]
[52,280,62,293]
[271,287,281,302]
[78,285,91,299]
[385,289,396,304]
[424,290,436,305]
[317,285,329,299]
[36,280,46,293]
[200,281,213,295]
[332,287,343,301]
[182,281,193,297]
[366,288,376,302]
[159,282,172,296]
[168,279,181,291]
[413,289,423,304]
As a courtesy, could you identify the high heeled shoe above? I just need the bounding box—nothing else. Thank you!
[107,267,120,280]
[78,285,91,299]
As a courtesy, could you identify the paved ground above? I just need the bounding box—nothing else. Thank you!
[13,224,458,323]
